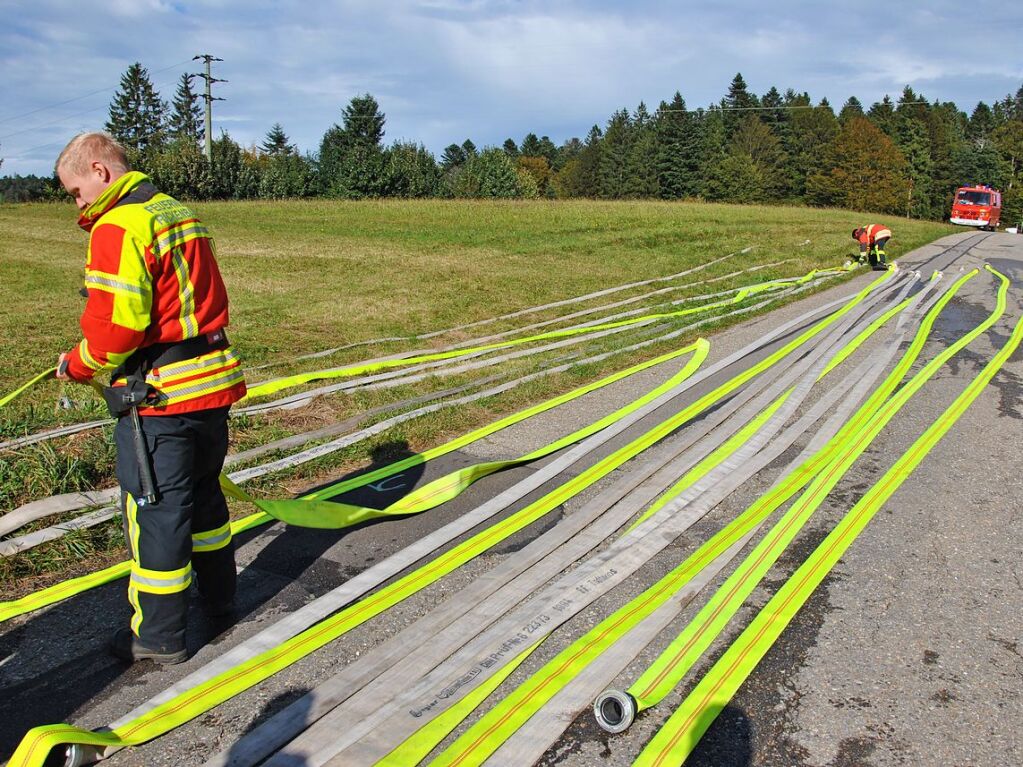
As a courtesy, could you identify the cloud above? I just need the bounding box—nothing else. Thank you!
[106,0,180,18]
[2,0,1022,175]
[428,10,688,104]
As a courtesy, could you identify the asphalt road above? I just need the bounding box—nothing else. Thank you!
[1,231,1020,767]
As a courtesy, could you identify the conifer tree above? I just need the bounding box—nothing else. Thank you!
[340,93,386,148]
[897,86,928,119]
[208,131,259,199]
[775,91,810,195]
[760,87,785,130]
[990,85,1023,127]
[317,124,345,192]
[441,144,467,170]
[655,93,701,199]
[317,93,387,197]
[893,91,935,217]
[968,103,996,145]
[927,102,968,213]
[624,102,658,197]
[867,95,896,137]
[722,73,759,136]
[581,126,604,193]
[1009,86,1023,121]
[698,107,728,196]
[757,87,793,193]
[168,73,202,146]
[520,133,543,157]
[839,97,864,124]
[261,123,294,156]
[780,90,809,123]
[502,138,519,157]
[992,118,1023,225]
[537,136,559,168]
[954,142,1009,190]
[992,120,1023,183]
[787,100,839,198]
[106,62,167,156]
[598,109,634,198]
[557,138,583,170]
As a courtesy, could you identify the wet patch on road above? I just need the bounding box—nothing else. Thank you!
[536,713,612,765]
[932,298,991,348]
[686,522,842,767]
[831,734,877,766]
[986,257,1023,283]
[990,368,1023,420]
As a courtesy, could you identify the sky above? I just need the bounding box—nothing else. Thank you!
[2,0,1022,177]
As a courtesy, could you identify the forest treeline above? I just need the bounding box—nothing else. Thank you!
[2,65,1022,225]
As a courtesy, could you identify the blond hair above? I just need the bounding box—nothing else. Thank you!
[55,132,131,176]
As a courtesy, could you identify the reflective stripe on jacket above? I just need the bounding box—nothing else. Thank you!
[857,224,892,247]
[67,172,246,414]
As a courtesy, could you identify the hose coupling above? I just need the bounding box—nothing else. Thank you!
[593,689,637,734]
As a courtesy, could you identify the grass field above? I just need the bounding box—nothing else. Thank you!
[0,197,954,585]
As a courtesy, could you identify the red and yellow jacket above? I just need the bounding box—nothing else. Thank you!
[857,224,892,249]
[66,172,245,415]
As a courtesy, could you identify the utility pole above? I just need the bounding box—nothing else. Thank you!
[192,54,226,161]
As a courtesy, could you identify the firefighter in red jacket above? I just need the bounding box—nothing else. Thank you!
[852,224,892,271]
[55,132,246,664]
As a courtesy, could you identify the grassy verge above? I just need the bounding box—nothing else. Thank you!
[0,198,954,588]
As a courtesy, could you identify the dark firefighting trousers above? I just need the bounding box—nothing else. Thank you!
[115,406,236,651]
[869,237,890,267]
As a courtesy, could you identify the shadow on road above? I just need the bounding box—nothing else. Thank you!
[221,687,313,767]
[243,440,425,589]
[687,703,753,767]
[0,584,129,760]
[0,441,424,761]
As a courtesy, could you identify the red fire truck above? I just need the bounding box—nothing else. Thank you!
[950,185,1002,230]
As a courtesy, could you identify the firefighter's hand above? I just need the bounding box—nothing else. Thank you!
[56,352,71,380]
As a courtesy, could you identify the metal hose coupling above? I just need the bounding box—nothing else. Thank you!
[62,743,102,767]
[593,689,637,734]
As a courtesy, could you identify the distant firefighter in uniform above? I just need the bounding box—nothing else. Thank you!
[852,224,892,271]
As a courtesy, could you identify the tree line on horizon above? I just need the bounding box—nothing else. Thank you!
[2,64,1022,225]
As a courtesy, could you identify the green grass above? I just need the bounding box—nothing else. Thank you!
[0,198,952,386]
[0,197,954,586]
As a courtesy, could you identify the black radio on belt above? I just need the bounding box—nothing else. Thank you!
[102,330,229,417]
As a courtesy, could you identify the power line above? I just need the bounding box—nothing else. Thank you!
[653,100,932,115]
[309,99,936,122]
[6,138,68,167]
[0,59,192,127]
[0,72,198,149]
[0,103,109,143]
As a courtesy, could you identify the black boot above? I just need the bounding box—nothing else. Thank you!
[109,627,188,664]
